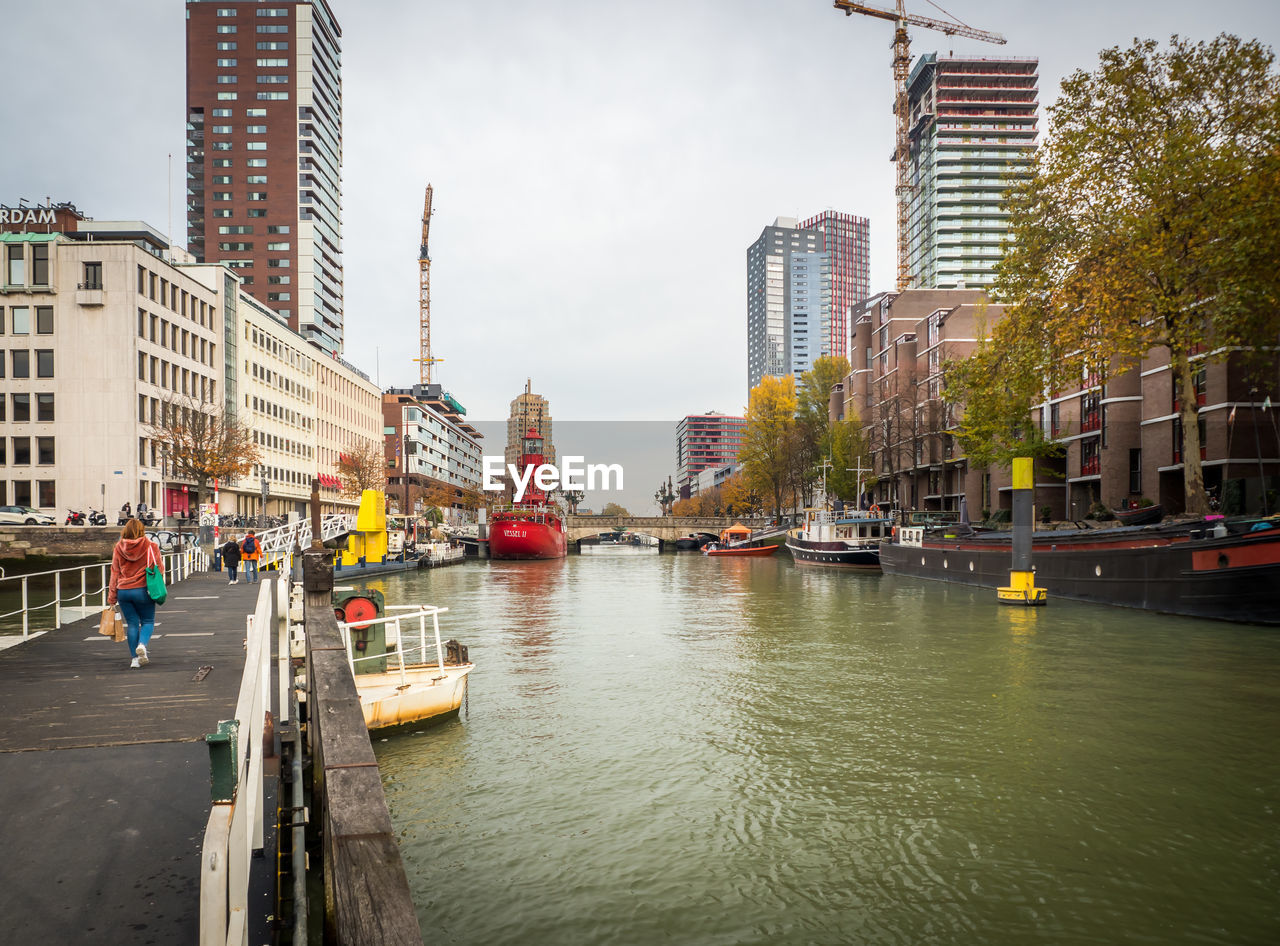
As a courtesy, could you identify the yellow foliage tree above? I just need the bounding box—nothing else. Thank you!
[740,375,799,516]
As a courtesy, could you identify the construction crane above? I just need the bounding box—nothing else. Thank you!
[416,184,444,384]
[833,2,1005,291]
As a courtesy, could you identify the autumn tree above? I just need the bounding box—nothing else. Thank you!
[719,473,762,517]
[826,418,872,504]
[601,502,631,517]
[740,375,799,516]
[148,393,259,508]
[978,34,1280,514]
[336,440,387,500]
[795,356,851,506]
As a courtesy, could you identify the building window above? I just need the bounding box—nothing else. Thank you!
[267,292,291,301]
[13,480,31,505]
[218,225,253,234]
[12,438,31,465]
[38,480,56,507]
[246,142,267,150]
[1129,448,1142,494]
[216,8,237,15]
[246,108,267,117]
[216,42,236,50]
[213,192,233,200]
[213,175,232,185]
[257,42,288,50]
[36,393,54,422]
[213,209,233,218]
[6,245,24,284]
[256,59,288,67]
[218,242,253,252]
[216,25,237,33]
[212,158,232,168]
[81,261,103,290]
[11,306,30,334]
[211,125,233,134]
[267,259,289,268]
[37,438,54,465]
[247,208,267,217]
[247,192,268,201]
[246,158,267,167]
[216,92,238,100]
[215,60,237,68]
[11,350,29,378]
[267,242,290,251]
[257,75,289,84]
[256,91,289,100]
[212,142,232,151]
[31,244,49,285]
[267,225,289,234]
[217,75,238,84]
[257,24,288,32]
[35,307,53,334]
[13,393,30,422]
[246,175,267,184]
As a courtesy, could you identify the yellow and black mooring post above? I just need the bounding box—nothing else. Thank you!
[997,457,1047,606]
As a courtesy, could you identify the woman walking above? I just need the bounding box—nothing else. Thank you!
[107,519,164,669]
[221,535,243,584]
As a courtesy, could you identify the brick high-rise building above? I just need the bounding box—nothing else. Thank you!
[798,211,870,360]
[186,0,345,354]
[905,54,1039,290]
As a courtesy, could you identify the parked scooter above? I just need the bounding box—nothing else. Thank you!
[65,509,87,526]
[88,508,108,526]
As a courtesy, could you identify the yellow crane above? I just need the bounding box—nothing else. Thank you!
[833,1,1005,290]
[416,184,444,384]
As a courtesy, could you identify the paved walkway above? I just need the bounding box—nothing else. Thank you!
[0,571,275,945]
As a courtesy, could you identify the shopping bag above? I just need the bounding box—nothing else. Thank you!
[146,544,167,606]
[98,608,116,636]
[113,613,126,642]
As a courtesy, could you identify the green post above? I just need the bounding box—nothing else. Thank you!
[207,719,240,803]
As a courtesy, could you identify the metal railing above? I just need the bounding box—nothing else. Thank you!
[255,513,354,568]
[199,552,290,946]
[337,605,450,682]
[0,546,209,640]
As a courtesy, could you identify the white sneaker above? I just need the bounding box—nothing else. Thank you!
[136,644,149,666]
[129,658,141,669]
[228,578,237,585]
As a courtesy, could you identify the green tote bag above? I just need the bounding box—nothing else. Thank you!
[146,543,167,606]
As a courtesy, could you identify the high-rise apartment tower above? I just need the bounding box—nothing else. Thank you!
[747,213,869,391]
[186,0,345,354]
[905,54,1038,290]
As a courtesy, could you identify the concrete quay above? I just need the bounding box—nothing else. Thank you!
[0,572,273,945]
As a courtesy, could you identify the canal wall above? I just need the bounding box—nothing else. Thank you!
[0,526,117,563]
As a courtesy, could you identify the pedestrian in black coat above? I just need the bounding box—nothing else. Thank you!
[221,537,243,584]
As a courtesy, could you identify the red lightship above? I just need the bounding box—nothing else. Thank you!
[488,428,568,560]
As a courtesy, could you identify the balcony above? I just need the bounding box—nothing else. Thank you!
[76,282,104,306]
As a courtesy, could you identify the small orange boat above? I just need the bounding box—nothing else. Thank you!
[704,544,778,557]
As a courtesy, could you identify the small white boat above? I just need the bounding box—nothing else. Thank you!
[337,605,473,731]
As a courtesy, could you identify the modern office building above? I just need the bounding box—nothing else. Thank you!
[675,412,746,495]
[384,386,483,519]
[0,200,378,521]
[904,54,1039,290]
[505,379,554,466]
[747,213,869,390]
[798,211,870,360]
[186,0,345,354]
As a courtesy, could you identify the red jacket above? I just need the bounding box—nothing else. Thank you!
[108,537,163,605]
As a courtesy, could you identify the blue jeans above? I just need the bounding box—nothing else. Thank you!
[245,559,259,583]
[116,586,156,654]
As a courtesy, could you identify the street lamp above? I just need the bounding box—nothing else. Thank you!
[259,471,269,529]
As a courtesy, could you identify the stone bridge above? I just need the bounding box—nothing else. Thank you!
[564,516,772,545]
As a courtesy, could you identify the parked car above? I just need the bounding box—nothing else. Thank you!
[0,505,57,525]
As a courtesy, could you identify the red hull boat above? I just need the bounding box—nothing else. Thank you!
[489,509,568,560]
[488,427,567,561]
[704,544,777,558]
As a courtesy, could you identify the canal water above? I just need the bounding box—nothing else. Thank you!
[371,554,1280,945]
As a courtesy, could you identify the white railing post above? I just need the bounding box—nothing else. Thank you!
[433,611,445,671]
[100,564,108,607]
[21,578,29,639]
[80,568,87,612]
[53,572,61,628]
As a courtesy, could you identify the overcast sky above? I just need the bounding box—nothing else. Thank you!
[4,0,1278,425]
